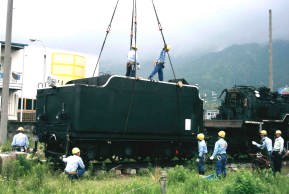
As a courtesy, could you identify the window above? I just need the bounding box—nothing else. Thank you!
[18,98,37,110]
[18,98,21,109]
[26,99,32,110]
[33,99,36,110]
[0,56,4,71]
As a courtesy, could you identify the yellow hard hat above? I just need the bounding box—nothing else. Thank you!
[164,44,171,52]
[260,130,267,136]
[275,130,282,134]
[218,130,226,138]
[197,133,205,141]
[17,127,24,132]
[72,147,80,155]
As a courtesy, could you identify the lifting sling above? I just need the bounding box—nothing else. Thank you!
[152,0,177,80]
[92,0,120,76]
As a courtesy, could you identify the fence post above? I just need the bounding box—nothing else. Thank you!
[160,170,167,194]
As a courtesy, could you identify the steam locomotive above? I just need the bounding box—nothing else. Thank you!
[205,85,289,155]
[35,74,203,162]
[35,75,289,162]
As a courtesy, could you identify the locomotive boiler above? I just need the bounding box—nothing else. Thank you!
[35,74,203,162]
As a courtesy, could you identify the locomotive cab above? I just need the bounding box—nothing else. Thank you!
[218,86,257,120]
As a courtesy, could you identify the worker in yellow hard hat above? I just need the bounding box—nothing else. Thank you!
[272,130,284,173]
[252,129,272,158]
[148,44,171,81]
[196,133,207,175]
[62,147,85,179]
[11,126,29,152]
[209,130,228,177]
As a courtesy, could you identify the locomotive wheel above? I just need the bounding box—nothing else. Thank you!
[177,156,187,162]
[110,155,124,163]
[97,156,107,162]
[134,155,145,162]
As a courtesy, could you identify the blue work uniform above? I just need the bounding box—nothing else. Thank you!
[148,49,167,81]
[11,132,29,151]
[198,140,208,175]
[256,136,272,157]
[211,138,228,177]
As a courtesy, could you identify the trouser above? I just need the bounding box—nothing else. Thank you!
[198,155,206,175]
[148,63,164,81]
[272,151,282,173]
[65,168,85,179]
[77,168,85,176]
[126,62,136,77]
[216,154,227,177]
[12,146,26,152]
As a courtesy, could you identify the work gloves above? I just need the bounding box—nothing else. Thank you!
[252,141,258,146]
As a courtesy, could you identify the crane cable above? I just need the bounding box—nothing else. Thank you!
[129,0,138,77]
[133,0,137,77]
[152,0,176,80]
[129,0,135,50]
[124,0,138,134]
[152,0,182,136]
[92,0,120,77]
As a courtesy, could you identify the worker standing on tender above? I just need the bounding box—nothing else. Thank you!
[148,45,171,81]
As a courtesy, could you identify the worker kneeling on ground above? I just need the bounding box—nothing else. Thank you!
[11,127,29,152]
[209,130,228,177]
[62,147,85,179]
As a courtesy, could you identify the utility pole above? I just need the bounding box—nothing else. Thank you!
[268,9,273,91]
[0,0,14,144]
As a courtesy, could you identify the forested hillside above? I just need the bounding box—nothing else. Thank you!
[175,40,289,94]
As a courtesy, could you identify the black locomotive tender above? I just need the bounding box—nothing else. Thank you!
[35,75,203,162]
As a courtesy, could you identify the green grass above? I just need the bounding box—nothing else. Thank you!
[1,156,289,194]
[0,139,12,152]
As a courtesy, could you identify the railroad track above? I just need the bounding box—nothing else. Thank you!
[90,159,188,172]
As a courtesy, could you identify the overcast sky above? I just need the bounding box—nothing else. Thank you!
[1,0,289,58]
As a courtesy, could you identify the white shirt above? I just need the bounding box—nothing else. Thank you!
[11,132,29,148]
[63,155,85,172]
[127,50,139,63]
[273,136,284,152]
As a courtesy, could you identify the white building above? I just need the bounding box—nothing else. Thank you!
[0,41,99,121]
